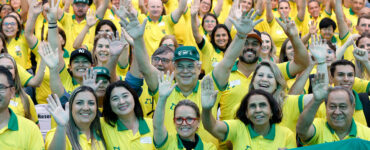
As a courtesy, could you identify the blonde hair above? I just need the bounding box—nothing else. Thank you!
[92,33,113,66]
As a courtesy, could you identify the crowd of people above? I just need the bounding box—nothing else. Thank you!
[0,0,369,149]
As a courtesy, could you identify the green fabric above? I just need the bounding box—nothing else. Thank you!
[8,109,19,131]
[325,119,357,137]
[289,138,370,150]
[176,134,204,150]
[248,124,275,140]
[116,118,150,134]
[175,80,200,93]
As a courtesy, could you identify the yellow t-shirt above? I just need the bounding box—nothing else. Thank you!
[154,133,217,150]
[198,38,224,74]
[138,14,176,56]
[173,7,198,47]
[280,94,303,133]
[59,65,80,95]
[8,94,38,123]
[45,128,105,150]
[301,118,370,145]
[224,120,296,150]
[17,64,33,87]
[6,34,32,69]
[139,81,156,118]
[100,117,155,149]
[0,109,44,150]
[353,77,370,94]
[343,8,359,34]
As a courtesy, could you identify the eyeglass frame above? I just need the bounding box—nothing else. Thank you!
[173,117,199,125]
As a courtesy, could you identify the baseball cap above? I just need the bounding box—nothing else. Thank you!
[73,0,89,4]
[247,29,262,44]
[93,67,110,80]
[70,48,93,64]
[173,46,200,61]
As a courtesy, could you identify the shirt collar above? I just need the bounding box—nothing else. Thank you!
[147,15,163,22]
[352,90,363,110]
[7,108,19,131]
[231,61,239,72]
[247,124,275,140]
[326,119,357,137]
[176,134,204,150]
[215,47,222,54]
[63,48,70,58]
[349,8,355,15]
[116,118,150,135]
[72,77,79,86]
[175,80,200,93]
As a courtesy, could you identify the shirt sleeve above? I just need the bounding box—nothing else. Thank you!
[17,64,33,87]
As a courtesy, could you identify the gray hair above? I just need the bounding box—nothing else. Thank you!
[325,86,355,105]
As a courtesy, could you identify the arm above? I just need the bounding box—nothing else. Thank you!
[213,9,263,90]
[106,31,127,82]
[63,0,72,12]
[334,0,349,39]
[138,0,147,14]
[170,0,187,23]
[276,17,309,76]
[289,57,315,95]
[26,60,46,87]
[353,45,370,76]
[190,0,203,44]
[95,0,109,19]
[301,21,318,45]
[20,0,29,22]
[201,75,228,141]
[296,73,328,142]
[124,10,159,92]
[117,28,130,73]
[254,0,263,16]
[24,0,42,50]
[336,34,360,59]
[224,0,241,30]
[213,0,223,17]
[73,10,97,49]
[266,0,274,22]
[153,71,176,146]
[296,0,306,21]
[45,94,69,150]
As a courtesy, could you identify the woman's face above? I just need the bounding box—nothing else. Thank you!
[278,1,291,18]
[261,34,272,54]
[203,16,217,33]
[0,57,15,79]
[161,39,175,50]
[246,94,272,127]
[70,56,91,79]
[95,38,110,63]
[72,91,97,125]
[174,105,199,140]
[285,41,294,61]
[252,65,277,93]
[214,28,229,49]
[239,0,253,12]
[10,0,21,10]
[326,45,336,66]
[0,5,12,18]
[95,76,110,98]
[2,17,18,38]
[199,0,211,14]
[110,87,135,117]
[357,37,370,60]
[98,24,114,35]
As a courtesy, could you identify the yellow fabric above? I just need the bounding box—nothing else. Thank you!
[173,8,198,47]
[100,118,155,149]
[200,38,224,74]
[343,8,359,34]
[156,133,217,150]
[138,14,176,57]
[8,94,38,123]
[6,34,32,69]
[353,77,369,94]
[214,0,232,24]
[302,118,370,145]
[280,95,302,133]
[17,64,32,87]
[224,120,296,150]
[285,77,310,94]
[139,82,156,118]
[163,0,178,14]
[59,65,80,95]
[340,32,355,61]
[45,128,105,150]
[0,109,44,150]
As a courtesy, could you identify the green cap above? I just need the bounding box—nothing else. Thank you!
[93,67,110,80]
[73,0,89,4]
[173,46,200,61]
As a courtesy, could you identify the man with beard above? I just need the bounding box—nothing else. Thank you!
[219,26,309,120]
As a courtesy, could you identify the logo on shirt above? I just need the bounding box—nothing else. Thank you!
[113,146,120,150]
[145,98,152,104]
[245,145,251,150]
[170,103,176,110]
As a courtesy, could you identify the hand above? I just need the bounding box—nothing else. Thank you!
[348,34,361,45]
[229,9,263,36]
[353,44,368,63]
[309,21,318,35]
[309,34,327,64]
[229,0,242,20]
[45,94,69,127]
[38,41,59,70]
[276,16,299,37]
[109,31,126,56]
[112,0,130,20]
[201,75,218,110]
[82,68,102,91]
[29,0,43,16]
[86,9,97,27]
[190,0,200,16]
[158,71,176,99]
[311,73,328,102]
[122,10,147,40]
[121,26,134,46]
[46,0,61,22]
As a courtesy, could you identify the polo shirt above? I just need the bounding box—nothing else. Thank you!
[17,64,33,87]
[0,109,44,149]
[100,117,155,149]
[155,133,216,150]
[6,33,32,69]
[59,65,80,95]
[8,94,38,123]
[198,37,224,74]
[301,118,370,145]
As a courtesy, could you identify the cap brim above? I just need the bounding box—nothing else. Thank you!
[247,34,262,43]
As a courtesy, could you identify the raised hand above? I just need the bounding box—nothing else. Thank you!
[311,73,328,102]
[112,0,129,20]
[46,0,61,22]
[309,34,327,64]
[82,68,102,91]
[158,71,176,99]
[121,26,134,46]
[201,75,218,110]
[309,21,318,35]
[29,0,43,16]
[276,15,299,37]
[229,9,263,36]
[38,41,59,70]
[109,31,126,56]
[190,0,200,16]
[353,43,368,63]
[86,9,97,28]
[45,94,69,127]
[229,0,242,20]
[122,10,147,40]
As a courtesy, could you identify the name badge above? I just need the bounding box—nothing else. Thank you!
[140,137,152,144]
[158,22,165,27]
[229,80,241,87]
[277,30,283,35]
[9,100,18,107]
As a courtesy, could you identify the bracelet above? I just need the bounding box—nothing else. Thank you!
[48,22,57,24]
[317,61,326,65]
[48,25,57,29]
[236,32,247,39]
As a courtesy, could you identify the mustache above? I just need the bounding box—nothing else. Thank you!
[243,49,257,55]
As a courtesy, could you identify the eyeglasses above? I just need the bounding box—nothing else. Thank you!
[152,56,172,64]
[0,84,12,92]
[174,117,199,125]
[162,44,174,47]
[204,20,216,23]
[3,22,16,27]
[175,64,196,72]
